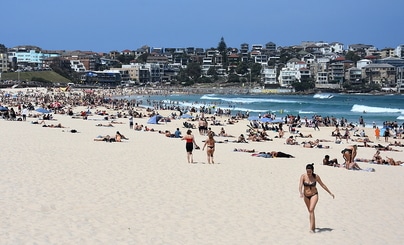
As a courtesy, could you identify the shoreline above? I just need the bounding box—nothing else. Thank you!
[2,84,402,96]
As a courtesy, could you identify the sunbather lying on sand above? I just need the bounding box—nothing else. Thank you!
[233,148,255,153]
[94,135,115,142]
[251,151,294,158]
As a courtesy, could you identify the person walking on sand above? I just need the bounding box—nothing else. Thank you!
[202,132,215,164]
[182,129,199,163]
[129,116,133,129]
[299,163,334,233]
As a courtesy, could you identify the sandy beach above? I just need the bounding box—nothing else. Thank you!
[0,88,404,244]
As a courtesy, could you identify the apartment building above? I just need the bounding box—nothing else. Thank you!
[240,43,249,63]
[69,60,86,72]
[262,68,277,86]
[278,68,301,87]
[315,71,329,85]
[120,63,162,84]
[330,42,344,54]
[286,58,307,70]
[0,53,7,72]
[395,44,404,58]
[379,48,395,58]
[328,62,344,83]
[357,59,372,69]
[363,63,396,86]
[346,67,362,84]
[62,52,97,71]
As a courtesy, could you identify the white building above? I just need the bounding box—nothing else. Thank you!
[330,42,344,54]
[357,59,372,69]
[395,44,404,58]
[0,53,7,72]
[69,59,86,72]
[262,68,277,85]
[286,58,307,70]
[278,68,301,87]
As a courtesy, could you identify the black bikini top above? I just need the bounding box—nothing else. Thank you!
[303,181,316,187]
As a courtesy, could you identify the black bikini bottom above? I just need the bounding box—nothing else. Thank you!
[304,192,318,200]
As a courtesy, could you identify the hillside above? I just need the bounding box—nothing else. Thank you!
[0,71,72,83]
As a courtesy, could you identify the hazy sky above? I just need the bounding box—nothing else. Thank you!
[2,0,403,52]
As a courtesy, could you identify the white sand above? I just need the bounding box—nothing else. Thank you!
[0,96,404,244]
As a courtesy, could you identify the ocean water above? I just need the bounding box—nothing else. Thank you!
[122,92,404,128]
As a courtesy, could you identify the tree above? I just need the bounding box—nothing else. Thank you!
[207,66,219,81]
[176,68,192,86]
[235,62,249,75]
[49,57,79,81]
[292,81,315,92]
[0,44,6,53]
[279,48,295,64]
[117,54,135,64]
[136,53,149,63]
[227,73,240,83]
[217,37,229,70]
[345,51,361,64]
[186,62,201,80]
[197,76,213,84]
[207,66,217,76]
[250,63,262,83]
[217,37,227,53]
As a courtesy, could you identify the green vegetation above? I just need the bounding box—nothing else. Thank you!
[0,71,71,83]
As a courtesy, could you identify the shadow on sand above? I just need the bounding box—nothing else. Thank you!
[316,227,333,233]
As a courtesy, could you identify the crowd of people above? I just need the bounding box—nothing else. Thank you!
[1,88,403,168]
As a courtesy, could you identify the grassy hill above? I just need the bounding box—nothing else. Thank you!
[0,71,72,83]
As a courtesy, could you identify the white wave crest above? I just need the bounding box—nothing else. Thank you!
[313,93,333,99]
[351,104,404,114]
[201,94,299,104]
[299,110,316,114]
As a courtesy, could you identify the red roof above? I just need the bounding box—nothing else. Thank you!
[364,55,378,60]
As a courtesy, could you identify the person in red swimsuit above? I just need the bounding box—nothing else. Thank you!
[182,129,199,163]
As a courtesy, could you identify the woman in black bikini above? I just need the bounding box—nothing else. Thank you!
[299,164,335,233]
[341,145,359,169]
[202,132,215,164]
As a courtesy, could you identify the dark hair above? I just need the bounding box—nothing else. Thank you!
[306,163,316,177]
[325,155,330,158]
[187,129,192,135]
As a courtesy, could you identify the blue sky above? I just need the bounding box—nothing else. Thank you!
[2,0,403,52]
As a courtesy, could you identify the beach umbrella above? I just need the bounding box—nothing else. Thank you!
[181,114,193,119]
[248,116,259,121]
[147,115,163,124]
[35,108,52,114]
[50,101,62,108]
[0,106,9,111]
[260,117,272,123]
[270,118,284,123]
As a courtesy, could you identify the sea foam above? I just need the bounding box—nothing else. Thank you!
[351,104,404,114]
